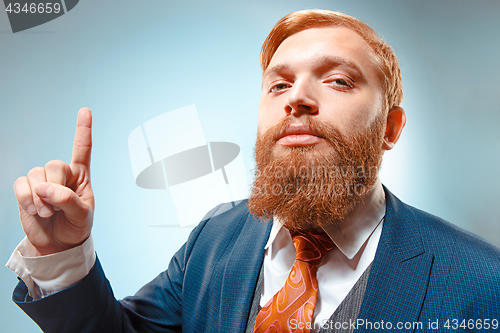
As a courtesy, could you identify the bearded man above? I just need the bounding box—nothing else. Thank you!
[8,9,500,333]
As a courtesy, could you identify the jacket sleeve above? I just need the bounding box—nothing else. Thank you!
[13,246,187,333]
[11,204,225,333]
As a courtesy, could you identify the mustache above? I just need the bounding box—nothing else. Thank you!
[261,116,349,150]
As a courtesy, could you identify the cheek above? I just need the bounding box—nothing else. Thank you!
[257,113,275,137]
[323,95,381,133]
[257,110,271,138]
[257,98,282,135]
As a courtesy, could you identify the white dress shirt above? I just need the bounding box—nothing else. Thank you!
[6,180,386,332]
[7,234,95,300]
[261,180,385,332]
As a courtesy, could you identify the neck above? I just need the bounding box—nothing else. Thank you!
[331,177,384,227]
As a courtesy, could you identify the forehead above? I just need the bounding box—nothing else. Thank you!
[264,26,380,83]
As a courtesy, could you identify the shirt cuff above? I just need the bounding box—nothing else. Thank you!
[5,235,96,301]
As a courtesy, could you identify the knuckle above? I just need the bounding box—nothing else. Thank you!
[27,166,44,178]
[44,159,67,171]
[14,187,32,205]
[14,176,27,189]
[16,191,31,203]
[14,177,29,197]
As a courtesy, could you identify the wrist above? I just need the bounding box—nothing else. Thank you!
[27,235,90,257]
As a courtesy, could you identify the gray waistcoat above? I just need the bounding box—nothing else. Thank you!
[245,263,372,333]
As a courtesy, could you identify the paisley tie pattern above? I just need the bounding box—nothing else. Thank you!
[253,229,335,333]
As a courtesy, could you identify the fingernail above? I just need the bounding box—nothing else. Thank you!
[27,204,37,215]
[39,207,52,218]
[36,183,52,198]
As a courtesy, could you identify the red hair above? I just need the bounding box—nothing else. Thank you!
[261,10,403,111]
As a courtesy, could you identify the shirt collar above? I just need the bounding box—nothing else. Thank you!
[264,179,386,260]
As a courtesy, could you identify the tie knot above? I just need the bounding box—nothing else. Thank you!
[290,229,335,264]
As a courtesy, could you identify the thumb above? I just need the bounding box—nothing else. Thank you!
[35,182,92,225]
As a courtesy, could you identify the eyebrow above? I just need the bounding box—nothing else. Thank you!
[263,63,291,80]
[317,55,364,78]
[263,55,365,81]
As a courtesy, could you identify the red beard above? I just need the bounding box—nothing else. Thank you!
[248,115,386,231]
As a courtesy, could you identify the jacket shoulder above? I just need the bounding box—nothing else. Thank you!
[403,201,500,261]
[385,189,500,316]
[388,191,500,300]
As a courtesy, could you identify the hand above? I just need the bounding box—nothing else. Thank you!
[14,107,95,256]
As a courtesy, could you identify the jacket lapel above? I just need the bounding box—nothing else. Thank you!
[214,187,433,332]
[217,211,272,333]
[355,187,434,332]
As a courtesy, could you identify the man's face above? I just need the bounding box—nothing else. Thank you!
[258,26,385,150]
[248,26,388,229]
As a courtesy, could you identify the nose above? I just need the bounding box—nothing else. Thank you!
[285,78,319,117]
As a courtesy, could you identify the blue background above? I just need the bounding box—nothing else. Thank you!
[1,0,499,331]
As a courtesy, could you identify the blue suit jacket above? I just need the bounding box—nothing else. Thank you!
[13,187,500,332]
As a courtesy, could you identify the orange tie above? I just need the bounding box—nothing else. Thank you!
[253,229,335,333]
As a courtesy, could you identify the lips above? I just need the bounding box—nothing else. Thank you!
[276,123,325,146]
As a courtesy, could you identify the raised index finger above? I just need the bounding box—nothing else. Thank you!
[71,107,93,168]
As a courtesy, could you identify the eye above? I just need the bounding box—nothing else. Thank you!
[326,77,354,90]
[270,83,290,93]
[333,79,350,86]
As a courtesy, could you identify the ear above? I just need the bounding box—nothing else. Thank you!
[382,106,406,151]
